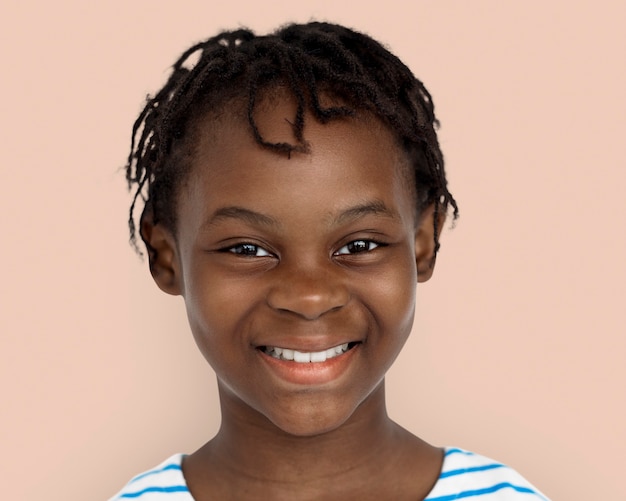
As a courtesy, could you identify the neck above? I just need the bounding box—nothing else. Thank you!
[185,380,443,499]
[189,381,419,497]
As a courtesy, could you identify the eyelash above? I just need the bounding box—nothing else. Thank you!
[222,243,273,257]
[220,239,385,258]
[334,239,383,256]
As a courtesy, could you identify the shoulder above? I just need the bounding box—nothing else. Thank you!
[424,447,550,501]
[108,454,192,500]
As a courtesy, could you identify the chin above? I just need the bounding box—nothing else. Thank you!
[269,410,354,438]
[261,387,379,438]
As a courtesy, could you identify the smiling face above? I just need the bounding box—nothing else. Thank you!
[144,95,440,437]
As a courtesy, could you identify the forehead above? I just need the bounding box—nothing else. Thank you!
[179,95,417,228]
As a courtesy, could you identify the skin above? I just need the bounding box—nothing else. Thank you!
[143,95,444,500]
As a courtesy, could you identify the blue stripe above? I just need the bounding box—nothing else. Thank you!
[426,482,538,501]
[439,463,505,479]
[119,485,189,498]
[444,447,474,456]
[129,463,183,484]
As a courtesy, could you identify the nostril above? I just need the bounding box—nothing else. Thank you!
[266,286,349,320]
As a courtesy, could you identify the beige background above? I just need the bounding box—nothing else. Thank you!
[1,1,624,499]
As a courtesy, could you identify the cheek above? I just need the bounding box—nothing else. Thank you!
[373,253,417,330]
[182,262,253,368]
[379,282,416,357]
[378,263,417,364]
[184,289,259,402]
[354,251,417,373]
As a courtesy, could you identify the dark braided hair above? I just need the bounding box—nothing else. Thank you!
[125,22,458,257]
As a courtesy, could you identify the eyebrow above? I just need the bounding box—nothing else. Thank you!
[202,206,280,230]
[331,200,399,225]
[202,200,398,231]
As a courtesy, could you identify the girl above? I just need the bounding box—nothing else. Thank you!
[110,21,549,500]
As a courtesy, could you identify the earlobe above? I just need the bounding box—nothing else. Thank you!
[415,204,446,283]
[140,211,183,296]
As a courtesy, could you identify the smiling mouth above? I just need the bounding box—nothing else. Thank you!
[259,342,359,363]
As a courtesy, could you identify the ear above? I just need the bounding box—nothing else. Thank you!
[415,204,446,283]
[140,211,183,296]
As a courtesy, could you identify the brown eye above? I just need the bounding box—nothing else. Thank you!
[225,244,272,257]
[334,240,380,255]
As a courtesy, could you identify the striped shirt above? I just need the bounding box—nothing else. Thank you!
[109,447,549,500]
[424,448,549,500]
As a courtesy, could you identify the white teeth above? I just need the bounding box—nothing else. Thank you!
[263,343,353,363]
[334,343,348,354]
[310,351,327,363]
[294,351,311,363]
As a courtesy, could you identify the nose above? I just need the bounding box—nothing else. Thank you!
[266,262,350,320]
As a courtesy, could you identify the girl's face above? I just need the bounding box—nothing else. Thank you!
[151,97,438,437]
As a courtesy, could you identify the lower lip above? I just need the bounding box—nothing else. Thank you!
[258,345,359,386]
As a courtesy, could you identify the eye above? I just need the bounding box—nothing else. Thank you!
[334,240,381,255]
[224,243,273,257]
